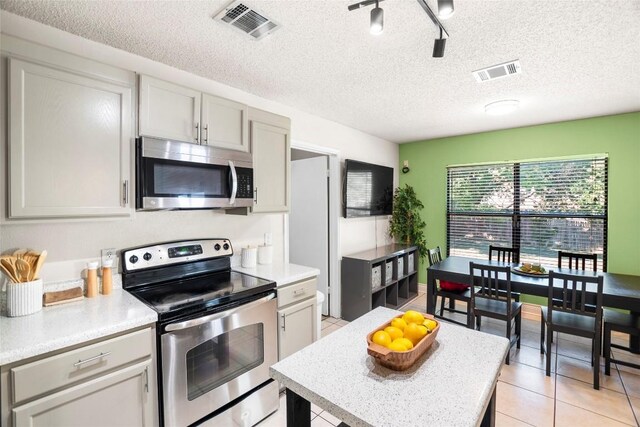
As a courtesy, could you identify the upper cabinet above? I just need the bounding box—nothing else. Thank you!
[249,108,291,213]
[139,76,249,152]
[7,56,133,219]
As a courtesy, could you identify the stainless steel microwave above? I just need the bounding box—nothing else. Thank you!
[136,137,254,210]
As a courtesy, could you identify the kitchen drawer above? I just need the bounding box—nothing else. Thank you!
[277,278,317,308]
[11,328,152,404]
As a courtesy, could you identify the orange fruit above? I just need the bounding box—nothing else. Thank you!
[404,323,428,345]
[388,339,409,352]
[372,330,392,348]
[402,310,425,325]
[384,326,403,341]
[390,317,407,331]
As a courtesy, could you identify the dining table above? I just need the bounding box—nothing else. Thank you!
[426,256,640,353]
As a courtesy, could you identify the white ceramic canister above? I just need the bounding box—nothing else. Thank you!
[241,247,258,268]
[7,278,43,317]
[258,245,273,265]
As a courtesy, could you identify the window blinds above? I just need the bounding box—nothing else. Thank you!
[447,157,607,270]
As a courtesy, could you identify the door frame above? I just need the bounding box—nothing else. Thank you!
[286,140,341,318]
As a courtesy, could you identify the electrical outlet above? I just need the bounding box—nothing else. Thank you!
[101,248,117,268]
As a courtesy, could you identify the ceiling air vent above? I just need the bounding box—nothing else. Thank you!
[472,60,522,83]
[214,1,281,40]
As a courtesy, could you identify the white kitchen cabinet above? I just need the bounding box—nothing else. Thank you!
[8,58,132,219]
[12,359,153,427]
[250,109,291,213]
[1,327,157,427]
[201,93,249,152]
[277,277,317,360]
[139,75,201,144]
[139,75,249,151]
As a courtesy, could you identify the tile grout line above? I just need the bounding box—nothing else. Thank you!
[611,350,640,426]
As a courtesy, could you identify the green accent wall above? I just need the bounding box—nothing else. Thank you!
[399,112,640,304]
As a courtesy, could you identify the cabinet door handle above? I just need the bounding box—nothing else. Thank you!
[195,122,200,144]
[281,314,286,331]
[144,366,149,393]
[73,351,111,368]
[203,124,209,145]
[122,180,129,206]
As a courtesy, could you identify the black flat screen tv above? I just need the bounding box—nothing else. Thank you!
[343,159,394,218]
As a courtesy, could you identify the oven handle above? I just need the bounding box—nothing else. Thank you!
[164,293,275,332]
[229,160,238,205]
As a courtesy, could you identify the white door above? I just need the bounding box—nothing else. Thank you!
[201,93,249,152]
[139,75,201,144]
[8,58,132,219]
[290,156,330,316]
[251,121,290,213]
[278,299,316,360]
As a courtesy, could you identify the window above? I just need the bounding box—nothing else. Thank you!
[447,157,608,270]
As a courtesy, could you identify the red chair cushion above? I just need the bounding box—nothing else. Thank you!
[440,280,469,292]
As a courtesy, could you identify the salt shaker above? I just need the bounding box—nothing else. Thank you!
[101,260,113,295]
[86,261,99,298]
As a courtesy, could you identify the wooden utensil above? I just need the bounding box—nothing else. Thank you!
[13,249,27,259]
[0,256,20,283]
[32,250,47,280]
[0,260,19,283]
[16,259,31,282]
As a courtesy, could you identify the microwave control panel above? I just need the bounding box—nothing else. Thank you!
[236,168,253,199]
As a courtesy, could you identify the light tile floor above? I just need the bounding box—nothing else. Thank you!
[259,292,640,426]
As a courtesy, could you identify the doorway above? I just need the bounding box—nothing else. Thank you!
[288,142,340,317]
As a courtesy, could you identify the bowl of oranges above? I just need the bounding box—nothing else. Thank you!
[366,310,439,371]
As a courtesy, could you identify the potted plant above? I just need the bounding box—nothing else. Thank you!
[389,184,427,259]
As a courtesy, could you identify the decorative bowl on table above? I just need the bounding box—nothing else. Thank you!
[366,310,440,371]
[511,263,549,278]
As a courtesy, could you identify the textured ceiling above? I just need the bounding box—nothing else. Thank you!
[1,0,639,143]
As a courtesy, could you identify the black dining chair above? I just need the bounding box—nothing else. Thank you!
[558,251,598,271]
[603,310,640,375]
[489,245,519,263]
[488,245,521,302]
[469,262,522,364]
[540,271,604,389]
[428,247,472,327]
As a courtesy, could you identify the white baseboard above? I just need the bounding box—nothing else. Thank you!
[418,283,426,293]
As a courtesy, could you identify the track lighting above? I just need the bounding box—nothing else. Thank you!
[370,1,384,35]
[433,28,446,57]
[437,0,454,19]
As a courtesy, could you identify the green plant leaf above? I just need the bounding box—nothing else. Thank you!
[388,184,427,260]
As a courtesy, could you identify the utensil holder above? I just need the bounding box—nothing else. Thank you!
[241,247,257,268]
[258,245,273,265]
[7,279,43,317]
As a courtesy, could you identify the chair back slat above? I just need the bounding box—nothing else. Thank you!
[428,247,443,267]
[558,251,598,272]
[489,245,519,264]
[548,271,603,321]
[470,262,513,316]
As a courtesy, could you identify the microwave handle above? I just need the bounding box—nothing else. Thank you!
[229,160,238,205]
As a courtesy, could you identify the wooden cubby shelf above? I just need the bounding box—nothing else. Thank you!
[341,244,419,321]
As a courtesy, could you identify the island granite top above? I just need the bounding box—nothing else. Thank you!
[270,307,509,427]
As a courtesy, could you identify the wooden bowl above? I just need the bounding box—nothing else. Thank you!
[366,312,440,371]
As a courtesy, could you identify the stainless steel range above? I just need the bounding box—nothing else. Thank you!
[121,239,279,427]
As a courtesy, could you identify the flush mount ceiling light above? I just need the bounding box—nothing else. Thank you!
[348,0,452,58]
[485,100,520,115]
[437,0,454,19]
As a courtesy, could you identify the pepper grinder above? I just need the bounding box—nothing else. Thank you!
[86,261,99,298]
[101,260,113,295]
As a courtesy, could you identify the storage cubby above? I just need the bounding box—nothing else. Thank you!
[341,244,419,321]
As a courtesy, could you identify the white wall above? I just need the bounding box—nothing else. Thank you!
[0,12,398,281]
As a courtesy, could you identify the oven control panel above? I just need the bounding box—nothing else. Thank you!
[122,239,233,272]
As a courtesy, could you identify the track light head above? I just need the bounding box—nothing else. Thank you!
[370,5,384,35]
[437,0,454,19]
[433,37,446,57]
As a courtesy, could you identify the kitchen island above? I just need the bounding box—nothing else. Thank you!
[270,307,509,427]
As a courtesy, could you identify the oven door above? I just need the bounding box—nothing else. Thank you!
[161,292,277,427]
[136,137,253,210]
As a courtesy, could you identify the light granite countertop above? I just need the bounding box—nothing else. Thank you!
[233,262,319,287]
[270,307,509,427]
[0,288,157,366]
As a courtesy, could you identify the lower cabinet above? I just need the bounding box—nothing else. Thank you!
[12,359,153,427]
[277,277,317,360]
[1,327,157,427]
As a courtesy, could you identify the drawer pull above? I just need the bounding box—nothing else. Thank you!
[293,289,306,296]
[73,351,111,368]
